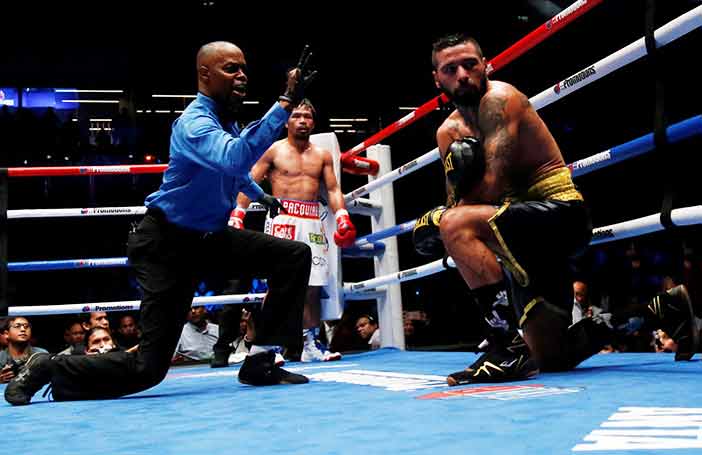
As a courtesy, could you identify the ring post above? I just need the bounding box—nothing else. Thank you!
[367,144,404,349]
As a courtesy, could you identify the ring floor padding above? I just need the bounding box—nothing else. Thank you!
[2,349,700,454]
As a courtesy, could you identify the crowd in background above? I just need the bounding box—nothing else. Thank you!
[4,234,700,372]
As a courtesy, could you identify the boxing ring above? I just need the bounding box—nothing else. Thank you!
[1,351,701,453]
[2,1,702,453]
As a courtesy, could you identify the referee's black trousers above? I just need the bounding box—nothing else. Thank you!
[50,210,311,401]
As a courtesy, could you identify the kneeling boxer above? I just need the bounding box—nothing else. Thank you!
[416,33,698,386]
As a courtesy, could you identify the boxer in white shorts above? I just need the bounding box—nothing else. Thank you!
[230,99,356,361]
[264,199,329,286]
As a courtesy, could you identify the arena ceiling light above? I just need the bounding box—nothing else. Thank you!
[152,94,258,105]
[55,89,124,93]
[62,100,119,104]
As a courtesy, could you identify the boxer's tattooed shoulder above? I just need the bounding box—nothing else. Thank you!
[480,93,516,169]
[479,94,507,134]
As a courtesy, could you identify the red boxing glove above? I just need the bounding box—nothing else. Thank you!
[333,209,356,248]
[228,207,246,230]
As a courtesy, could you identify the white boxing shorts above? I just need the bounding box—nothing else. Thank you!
[264,199,329,286]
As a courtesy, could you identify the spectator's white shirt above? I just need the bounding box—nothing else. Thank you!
[369,329,381,350]
[175,321,219,360]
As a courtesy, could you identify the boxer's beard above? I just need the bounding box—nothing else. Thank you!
[445,74,487,108]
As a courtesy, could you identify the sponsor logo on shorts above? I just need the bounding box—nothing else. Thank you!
[591,228,615,240]
[272,224,296,240]
[573,407,702,451]
[553,65,596,94]
[242,296,265,303]
[280,200,319,218]
[308,233,326,245]
[312,256,327,266]
[351,283,366,290]
[417,384,584,401]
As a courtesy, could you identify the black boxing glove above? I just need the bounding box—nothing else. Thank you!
[443,136,485,198]
[280,45,318,105]
[412,206,447,257]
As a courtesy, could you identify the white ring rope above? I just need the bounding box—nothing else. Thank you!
[8,293,267,317]
[343,206,702,295]
[12,206,699,315]
[8,203,267,220]
[344,148,439,203]
[531,5,702,110]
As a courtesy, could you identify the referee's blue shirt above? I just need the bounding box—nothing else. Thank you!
[145,93,288,232]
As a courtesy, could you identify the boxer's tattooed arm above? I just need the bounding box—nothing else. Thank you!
[480,94,517,173]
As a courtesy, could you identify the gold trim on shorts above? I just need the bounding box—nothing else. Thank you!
[519,297,544,327]
[488,201,530,287]
[489,167,584,288]
[524,167,583,202]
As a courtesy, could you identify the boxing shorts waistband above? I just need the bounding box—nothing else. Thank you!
[278,199,320,219]
[504,167,583,203]
[145,207,215,239]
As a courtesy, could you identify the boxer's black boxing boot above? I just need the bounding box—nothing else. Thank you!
[447,331,538,386]
[448,284,538,386]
